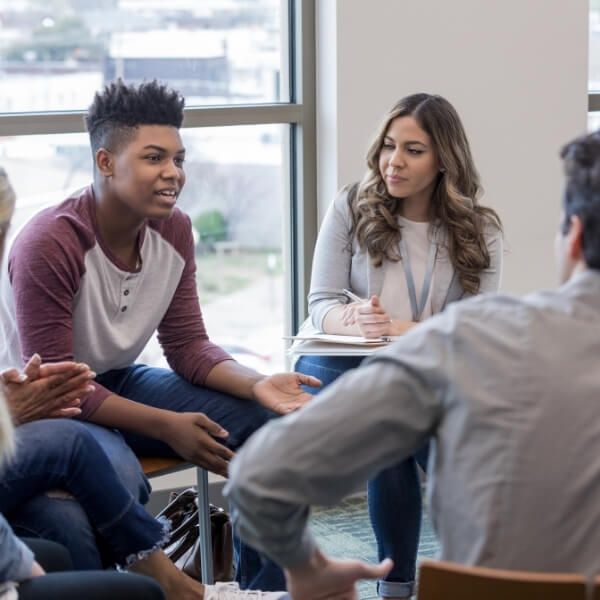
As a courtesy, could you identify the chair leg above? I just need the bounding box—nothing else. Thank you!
[197,467,214,584]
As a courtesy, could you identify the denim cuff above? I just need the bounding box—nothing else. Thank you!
[377,578,415,598]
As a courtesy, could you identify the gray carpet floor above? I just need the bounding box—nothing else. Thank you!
[310,494,439,600]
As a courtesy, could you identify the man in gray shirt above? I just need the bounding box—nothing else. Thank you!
[226,128,600,600]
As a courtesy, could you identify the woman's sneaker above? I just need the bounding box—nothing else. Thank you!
[204,582,287,599]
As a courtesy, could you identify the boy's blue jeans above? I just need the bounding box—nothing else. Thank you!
[9,364,285,591]
[296,354,430,599]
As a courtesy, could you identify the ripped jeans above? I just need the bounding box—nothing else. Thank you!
[0,419,166,568]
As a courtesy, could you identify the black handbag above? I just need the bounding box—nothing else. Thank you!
[156,487,234,582]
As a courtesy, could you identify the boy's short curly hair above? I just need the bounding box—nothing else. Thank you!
[85,79,185,155]
[561,130,600,269]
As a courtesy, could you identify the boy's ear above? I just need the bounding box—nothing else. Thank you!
[566,215,584,261]
[95,148,114,177]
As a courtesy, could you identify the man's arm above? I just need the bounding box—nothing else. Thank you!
[225,309,473,598]
[285,548,393,600]
[226,337,445,568]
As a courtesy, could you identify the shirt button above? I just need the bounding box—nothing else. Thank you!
[124,290,129,296]
[121,306,127,312]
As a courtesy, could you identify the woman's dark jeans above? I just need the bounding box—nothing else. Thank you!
[296,354,429,599]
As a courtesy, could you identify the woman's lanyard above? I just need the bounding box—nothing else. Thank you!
[399,237,437,322]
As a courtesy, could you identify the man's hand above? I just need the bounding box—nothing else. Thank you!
[285,548,393,600]
[252,373,321,415]
[0,354,95,425]
[161,412,234,477]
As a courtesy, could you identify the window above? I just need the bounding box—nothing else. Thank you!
[0,0,316,372]
[0,0,288,112]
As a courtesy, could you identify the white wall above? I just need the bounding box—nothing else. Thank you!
[316,0,589,294]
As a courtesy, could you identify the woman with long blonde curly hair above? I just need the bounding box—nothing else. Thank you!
[296,93,503,599]
[353,93,501,298]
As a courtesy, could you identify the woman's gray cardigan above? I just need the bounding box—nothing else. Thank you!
[307,188,503,332]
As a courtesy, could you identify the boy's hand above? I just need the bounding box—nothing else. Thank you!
[252,373,321,415]
[162,412,234,477]
[1,355,95,425]
[285,548,393,600]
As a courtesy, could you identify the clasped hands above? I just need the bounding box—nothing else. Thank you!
[0,354,96,425]
[341,295,414,338]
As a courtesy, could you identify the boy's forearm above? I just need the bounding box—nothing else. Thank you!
[203,359,264,401]
[88,393,174,440]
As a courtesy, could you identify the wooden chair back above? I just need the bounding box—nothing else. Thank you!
[417,559,587,600]
[593,575,600,600]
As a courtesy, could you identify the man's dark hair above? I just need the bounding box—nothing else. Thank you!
[561,130,600,269]
[84,79,185,155]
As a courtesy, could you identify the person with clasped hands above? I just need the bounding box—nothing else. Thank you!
[228,129,600,598]
[295,93,503,600]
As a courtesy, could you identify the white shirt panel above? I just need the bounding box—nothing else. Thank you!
[379,216,434,321]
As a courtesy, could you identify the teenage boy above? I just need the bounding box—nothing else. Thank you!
[227,129,600,599]
[0,79,319,592]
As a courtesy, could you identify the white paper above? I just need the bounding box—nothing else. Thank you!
[286,333,391,346]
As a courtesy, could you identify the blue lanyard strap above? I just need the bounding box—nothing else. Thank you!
[399,237,437,322]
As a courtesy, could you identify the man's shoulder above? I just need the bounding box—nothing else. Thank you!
[437,287,574,346]
[445,291,528,324]
[456,282,581,318]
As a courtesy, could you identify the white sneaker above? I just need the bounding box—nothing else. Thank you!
[203,582,287,600]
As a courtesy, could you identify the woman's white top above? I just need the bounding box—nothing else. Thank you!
[379,216,434,321]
